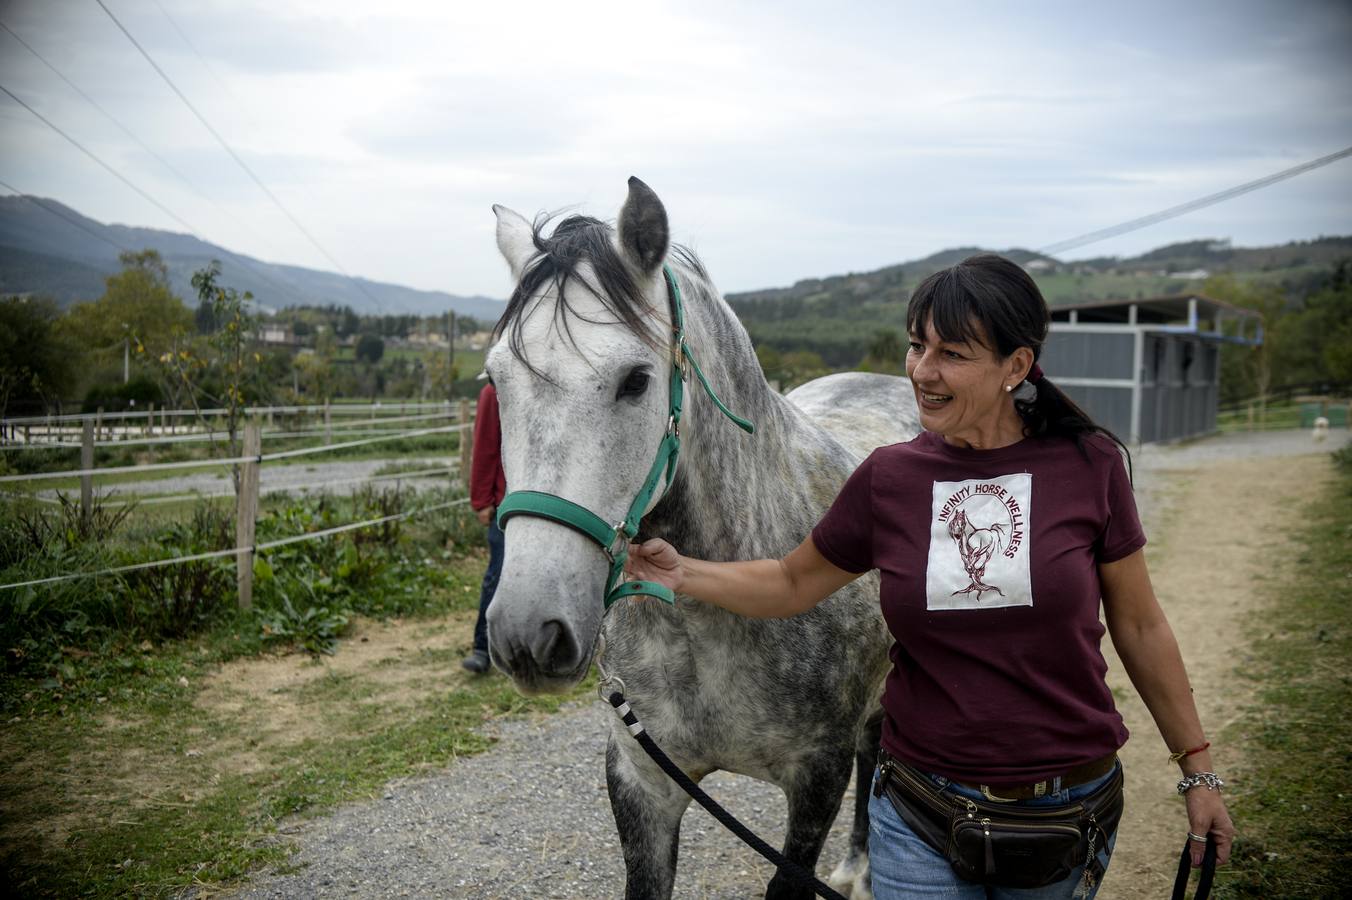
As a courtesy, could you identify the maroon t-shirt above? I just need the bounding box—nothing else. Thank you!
[812,430,1145,785]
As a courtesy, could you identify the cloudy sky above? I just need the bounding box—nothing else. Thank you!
[1,0,1349,299]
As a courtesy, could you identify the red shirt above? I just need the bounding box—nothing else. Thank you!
[470,383,506,512]
[811,430,1145,785]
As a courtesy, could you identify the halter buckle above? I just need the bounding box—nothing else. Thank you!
[605,522,629,563]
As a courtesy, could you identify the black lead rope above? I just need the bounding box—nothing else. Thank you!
[607,692,849,900]
[1170,835,1217,900]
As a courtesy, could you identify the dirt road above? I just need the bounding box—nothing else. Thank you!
[226,430,1348,899]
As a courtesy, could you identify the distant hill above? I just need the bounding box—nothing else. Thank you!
[726,236,1352,366]
[0,195,506,321]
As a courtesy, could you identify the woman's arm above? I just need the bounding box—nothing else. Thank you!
[623,535,862,618]
[1100,548,1236,865]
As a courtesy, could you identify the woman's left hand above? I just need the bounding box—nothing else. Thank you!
[1184,787,1235,866]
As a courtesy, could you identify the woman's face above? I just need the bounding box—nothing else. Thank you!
[905,316,1030,449]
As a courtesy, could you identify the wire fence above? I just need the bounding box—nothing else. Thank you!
[0,424,467,483]
[2,400,455,427]
[0,497,469,592]
[0,410,461,450]
[1,398,479,604]
[0,401,467,448]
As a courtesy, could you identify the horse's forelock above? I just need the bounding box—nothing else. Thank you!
[493,214,685,381]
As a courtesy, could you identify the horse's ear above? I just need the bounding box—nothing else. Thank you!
[493,204,535,281]
[617,176,669,275]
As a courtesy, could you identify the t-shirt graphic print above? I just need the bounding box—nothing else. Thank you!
[926,472,1032,610]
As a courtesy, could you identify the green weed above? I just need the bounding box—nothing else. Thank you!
[1214,448,1352,898]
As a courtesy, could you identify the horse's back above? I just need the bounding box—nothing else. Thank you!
[786,372,920,460]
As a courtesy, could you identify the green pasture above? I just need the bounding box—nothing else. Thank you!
[1214,446,1352,897]
[0,483,593,898]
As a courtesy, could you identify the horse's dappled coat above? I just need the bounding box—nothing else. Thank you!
[484,178,919,900]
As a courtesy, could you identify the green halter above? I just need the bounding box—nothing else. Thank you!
[495,264,754,609]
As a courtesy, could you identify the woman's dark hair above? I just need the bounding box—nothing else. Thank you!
[905,253,1131,468]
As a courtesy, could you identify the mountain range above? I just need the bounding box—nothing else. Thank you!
[0,195,506,321]
[2,194,1348,335]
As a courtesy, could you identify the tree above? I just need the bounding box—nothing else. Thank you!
[335,307,360,338]
[156,261,267,494]
[355,333,385,364]
[1205,274,1286,406]
[0,296,77,417]
[780,350,830,389]
[859,328,905,375]
[755,345,784,385]
[1303,262,1352,384]
[59,249,192,366]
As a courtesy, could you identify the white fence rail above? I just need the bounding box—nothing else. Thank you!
[0,498,469,592]
[1,397,479,605]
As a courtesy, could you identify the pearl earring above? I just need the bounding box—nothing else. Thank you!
[1004,384,1013,393]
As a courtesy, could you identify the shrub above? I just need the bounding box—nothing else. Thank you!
[81,375,163,413]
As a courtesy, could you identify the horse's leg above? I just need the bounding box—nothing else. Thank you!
[606,734,693,900]
[828,713,882,900]
[765,746,855,900]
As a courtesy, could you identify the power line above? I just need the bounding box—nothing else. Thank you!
[0,19,313,307]
[0,82,305,306]
[0,178,131,252]
[1038,144,1352,257]
[0,18,245,232]
[148,0,329,219]
[0,88,316,307]
[0,81,204,236]
[94,0,387,312]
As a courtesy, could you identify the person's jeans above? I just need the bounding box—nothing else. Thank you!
[471,518,504,654]
[868,761,1121,899]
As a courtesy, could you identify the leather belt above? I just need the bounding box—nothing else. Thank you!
[954,753,1119,802]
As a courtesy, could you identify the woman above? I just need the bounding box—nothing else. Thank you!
[624,254,1235,897]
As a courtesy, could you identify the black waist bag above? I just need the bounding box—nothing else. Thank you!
[874,754,1124,890]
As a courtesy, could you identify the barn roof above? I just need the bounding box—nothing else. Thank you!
[1049,293,1262,326]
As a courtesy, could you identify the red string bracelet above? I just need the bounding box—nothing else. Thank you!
[1168,741,1210,763]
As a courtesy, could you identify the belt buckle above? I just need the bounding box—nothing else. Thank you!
[979,780,1047,802]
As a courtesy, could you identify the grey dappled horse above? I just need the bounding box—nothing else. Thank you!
[484,177,919,900]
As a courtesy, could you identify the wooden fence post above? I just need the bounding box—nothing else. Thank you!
[235,420,262,610]
[323,398,332,445]
[95,406,104,442]
[80,419,94,527]
[459,398,472,491]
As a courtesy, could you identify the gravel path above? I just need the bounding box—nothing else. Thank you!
[40,457,456,501]
[224,429,1348,900]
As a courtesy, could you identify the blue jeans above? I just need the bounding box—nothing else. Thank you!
[471,518,504,654]
[868,762,1121,899]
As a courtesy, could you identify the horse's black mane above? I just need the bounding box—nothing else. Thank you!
[493,213,708,380]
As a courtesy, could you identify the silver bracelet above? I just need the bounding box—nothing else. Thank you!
[1177,772,1225,795]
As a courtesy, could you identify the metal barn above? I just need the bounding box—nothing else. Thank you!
[1041,295,1263,445]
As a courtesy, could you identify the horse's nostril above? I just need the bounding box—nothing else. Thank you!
[532,620,579,674]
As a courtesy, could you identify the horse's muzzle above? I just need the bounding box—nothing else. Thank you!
[488,616,593,695]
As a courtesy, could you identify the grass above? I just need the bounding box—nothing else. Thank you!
[0,544,595,898]
[1215,397,1350,433]
[1213,446,1352,898]
[0,480,604,897]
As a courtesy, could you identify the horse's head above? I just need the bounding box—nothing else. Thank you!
[485,177,680,694]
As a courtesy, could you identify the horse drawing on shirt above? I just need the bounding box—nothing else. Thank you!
[947,509,1007,599]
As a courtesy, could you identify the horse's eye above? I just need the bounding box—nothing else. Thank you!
[617,368,650,399]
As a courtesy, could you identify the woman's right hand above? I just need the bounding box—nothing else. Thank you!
[623,538,684,594]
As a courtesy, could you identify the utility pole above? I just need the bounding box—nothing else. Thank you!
[123,336,130,384]
[447,310,456,401]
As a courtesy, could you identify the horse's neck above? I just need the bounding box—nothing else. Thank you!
[642,274,826,562]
